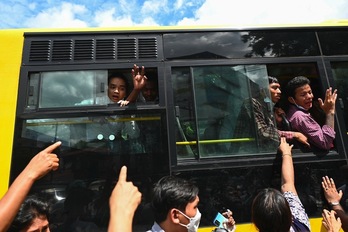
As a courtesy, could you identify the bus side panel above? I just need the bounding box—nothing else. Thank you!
[0,30,24,197]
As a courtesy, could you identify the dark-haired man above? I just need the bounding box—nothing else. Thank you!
[286,76,337,151]
[147,176,201,232]
[9,196,51,232]
[268,76,309,146]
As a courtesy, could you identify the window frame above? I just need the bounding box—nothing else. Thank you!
[166,57,346,172]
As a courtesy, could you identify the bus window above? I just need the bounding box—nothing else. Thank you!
[15,111,167,179]
[172,67,197,158]
[267,62,339,153]
[318,30,348,55]
[331,62,348,135]
[27,70,107,109]
[172,65,278,159]
[22,115,139,153]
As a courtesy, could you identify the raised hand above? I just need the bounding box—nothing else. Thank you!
[318,87,337,115]
[131,64,147,91]
[322,176,343,205]
[322,209,341,232]
[24,141,61,180]
[108,166,142,232]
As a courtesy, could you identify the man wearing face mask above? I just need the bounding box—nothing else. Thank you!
[286,76,337,151]
[147,176,201,232]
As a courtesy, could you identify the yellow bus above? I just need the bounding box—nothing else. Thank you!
[1,24,348,231]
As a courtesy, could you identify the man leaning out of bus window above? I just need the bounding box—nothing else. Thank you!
[76,64,147,106]
[285,76,337,152]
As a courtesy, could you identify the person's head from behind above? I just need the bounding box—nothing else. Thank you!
[286,76,313,111]
[268,76,281,103]
[252,188,292,232]
[9,196,50,232]
[151,175,200,232]
[142,76,158,102]
[108,73,129,103]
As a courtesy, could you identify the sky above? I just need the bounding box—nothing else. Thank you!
[0,0,348,29]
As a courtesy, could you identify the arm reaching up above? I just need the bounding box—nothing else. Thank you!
[322,176,348,231]
[108,166,142,232]
[0,141,61,232]
[279,137,296,195]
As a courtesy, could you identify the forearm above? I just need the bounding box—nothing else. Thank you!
[108,209,135,232]
[325,112,335,130]
[281,154,296,194]
[0,171,35,231]
[126,89,141,103]
[331,204,348,231]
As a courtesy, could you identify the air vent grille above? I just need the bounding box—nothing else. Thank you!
[138,38,158,58]
[25,35,161,64]
[96,39,115,59]
[52,40,72,61]
[29,40,50,61]
[74,40,94,60]
[117,38,136,59]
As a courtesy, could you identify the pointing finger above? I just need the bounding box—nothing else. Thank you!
[42,141,61,153]
[118,166,127,182]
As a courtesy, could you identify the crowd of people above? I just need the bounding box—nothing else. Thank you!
[1,68,345,232]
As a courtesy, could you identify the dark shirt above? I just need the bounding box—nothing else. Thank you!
[233,98,280,152]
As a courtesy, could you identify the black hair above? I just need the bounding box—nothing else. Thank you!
[9,195,50,232]
[268,76,279,84]
[252,188,292,232]
[285,76,311,98]
[151,175,199,223]
[108,72,130,94]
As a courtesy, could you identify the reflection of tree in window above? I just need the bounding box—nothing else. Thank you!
[241,31,319,57]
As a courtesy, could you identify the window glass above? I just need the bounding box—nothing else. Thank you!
[13,112,167,230]
[21,114,163,155]
[163,31,319,60]
[318,30,348,55]
[27,68,159,109]
[27,70,107,108]
[331,62,348,135]
[172,67,197,159]
[172,65,278,159]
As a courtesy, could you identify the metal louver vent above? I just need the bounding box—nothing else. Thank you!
[25,34,161,64]
[117,38,136,59]
[29,40,50,61]
[138,38,157,58]
[96,39,115,59]
[74,39,94,60]
[52,40,72,61]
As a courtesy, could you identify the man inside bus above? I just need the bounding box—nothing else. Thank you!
[285,76,337,152]
[231,76,309,153]
[86,65,146,139]
[76,64,147,106]
[232,78,280,153]
[85,71,140,141]
[268,76,309,147]
[137,74,159,103]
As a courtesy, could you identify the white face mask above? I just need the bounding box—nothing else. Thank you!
[177,209,201,232]
[291,97,307,111]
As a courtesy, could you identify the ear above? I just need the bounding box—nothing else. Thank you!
[170,209,181,224]
[288,96,295,104]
